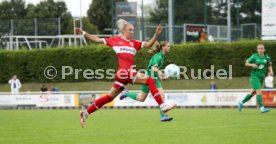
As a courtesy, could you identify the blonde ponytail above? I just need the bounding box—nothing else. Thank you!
[116,19,128,37]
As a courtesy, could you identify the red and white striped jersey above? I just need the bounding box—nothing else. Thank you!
[103,36,145,70]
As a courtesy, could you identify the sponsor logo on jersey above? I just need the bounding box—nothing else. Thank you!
[258,64,264,69]
[113,46,137,55]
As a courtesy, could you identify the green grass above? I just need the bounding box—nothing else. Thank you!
[0,77,257,92]
[0,109,275,144]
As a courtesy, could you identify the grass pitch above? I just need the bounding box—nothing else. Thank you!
[0,108,275,144]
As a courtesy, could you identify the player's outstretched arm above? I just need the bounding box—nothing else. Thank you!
[151,66,168,79]
[245,60,258,69]
[75,28,104,44]
[143,24,163,48]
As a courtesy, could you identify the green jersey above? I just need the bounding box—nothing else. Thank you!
[247,53,271,78]
[147,51,164,79]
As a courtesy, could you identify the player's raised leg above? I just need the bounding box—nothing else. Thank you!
[120,88,173,122]
[80,87,123,128]
[238,90,256,112]
[133,73,176,113]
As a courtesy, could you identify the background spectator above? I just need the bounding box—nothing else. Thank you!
[8,75,21,95]
[40,84,48,92]
[209,81,218,91]
[50,85,59,92]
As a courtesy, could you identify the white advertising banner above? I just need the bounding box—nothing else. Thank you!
[0,93,76,107]
[37,93,76,107]
[114,92,256,107]
[165,92,256,106]
[262,0,276,40]
[113,94,158,106]
[0,91,261,107]
[0,96,12,105]
[12,95,39,105]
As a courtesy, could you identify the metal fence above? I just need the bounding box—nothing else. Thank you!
[0,18,60,36]
[241,23,258,39]
[145,23,260,43]
[0,18,261,50]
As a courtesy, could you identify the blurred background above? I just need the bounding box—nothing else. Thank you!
[0,0,263,48]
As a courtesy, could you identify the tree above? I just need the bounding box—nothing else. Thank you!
[87,0,126,34]
[0,0,27,20]
[26,0,73,34]
[148,0,261,26]
[237,0,261,24]
[67,17,99,35]
[81,17,100,35]
[148,0,207,25]
[210,0,261,25]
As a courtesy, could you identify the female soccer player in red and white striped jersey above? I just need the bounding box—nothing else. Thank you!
[77,19,176,128]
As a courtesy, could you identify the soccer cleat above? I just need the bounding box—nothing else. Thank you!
[119,90,129,100]
[80,110,88,128]
[160,115,173,122]
[260,106,270,113]
[160,103,177,113]
[238,101,243,112]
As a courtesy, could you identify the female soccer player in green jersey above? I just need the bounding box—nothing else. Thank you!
[120,41,174,122]
[238,44,273,113]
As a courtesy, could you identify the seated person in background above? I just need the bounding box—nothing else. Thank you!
[50,85,59,92]
[40,84,48,92]
[209,81,218,91]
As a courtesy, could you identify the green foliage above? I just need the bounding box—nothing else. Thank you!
[0,0,98,35]
[0,46,117,83]
[0,40,276,83]
[87,0,126,34]
[168,40,276,77]
[148,0,261,25]
[0,0,27,20]
[26,0,73,34]
[148,0,208,24]
[66,17,99,35]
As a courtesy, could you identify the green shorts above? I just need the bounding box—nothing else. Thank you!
[140,78,162,93]
[250,75,264,90]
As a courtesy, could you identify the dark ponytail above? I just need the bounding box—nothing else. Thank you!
[148,41,168,55]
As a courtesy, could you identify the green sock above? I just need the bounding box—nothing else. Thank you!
[125,93,138,100]
[242,94,252,104]
[256,94,263,107]
[159,106,166,118]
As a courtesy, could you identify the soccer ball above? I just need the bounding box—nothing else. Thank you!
[164,64,180,78]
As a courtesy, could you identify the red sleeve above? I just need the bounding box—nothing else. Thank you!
[103,37,117,48]
[132,40,143,51]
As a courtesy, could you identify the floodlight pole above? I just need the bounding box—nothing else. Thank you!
[204,0,207,25]
[111,0,115,36]
[236,0,240,38]
[80,0,83,45]
[227,0,231,42]
[141,0,145,41]
[168,0,174,43]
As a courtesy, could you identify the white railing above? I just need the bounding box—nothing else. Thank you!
[1,35,88,50]
[1,89,275,108]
